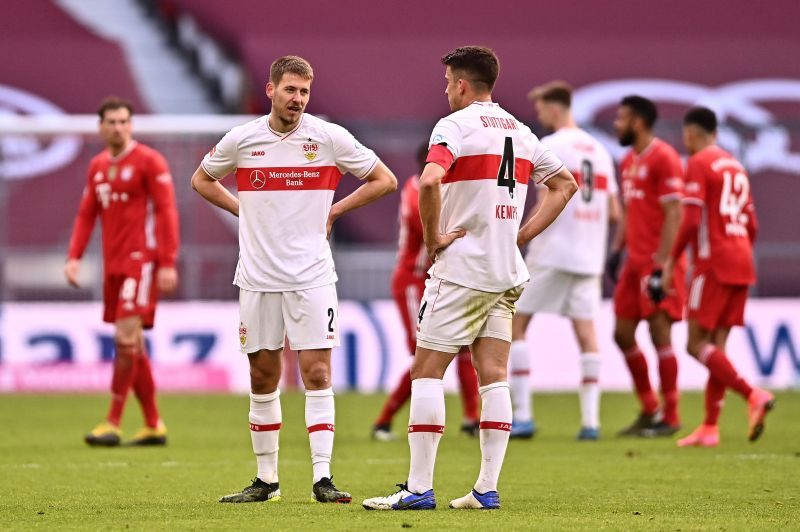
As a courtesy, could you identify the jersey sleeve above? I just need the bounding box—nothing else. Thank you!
[427,116,462,170]
[201,127,239,180]
[145,151,180,268]
[66,165,99,260]
[530,141,565,185]
[656,149,684,202]
[329,123,379,179]
[682,156,706,206]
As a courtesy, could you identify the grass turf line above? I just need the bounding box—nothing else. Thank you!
[0,391,798,530]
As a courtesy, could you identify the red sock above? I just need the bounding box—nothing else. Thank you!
[656,345,680,426]
[133,351,161,428]
[375,369,412,426]
[107,348,138,426]
[456,351,479,422]
[703,376,726,426]
[699,346,753,399]
[623,346,659,414]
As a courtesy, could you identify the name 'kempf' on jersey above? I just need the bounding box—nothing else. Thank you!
[428,101,564,293]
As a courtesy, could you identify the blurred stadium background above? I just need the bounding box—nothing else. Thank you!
[1,0,799,395]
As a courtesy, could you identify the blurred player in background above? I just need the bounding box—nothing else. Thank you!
[509,82,620,441]
[192,56,397,504]
[66,97,179,447]
[372,143,481,441]
[364,46,576,511]
[661,107,774,447]
[607,95,685,437]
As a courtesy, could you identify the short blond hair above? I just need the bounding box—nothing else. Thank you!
[269,55,314,86]
[528,81,572,107]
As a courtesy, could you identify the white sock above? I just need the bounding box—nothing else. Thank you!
[407,378,445,494]
[509,340,532,423]
[474,382,512,494]
[249,390,281,484]
[579,354,601,429]
[305,387,335,483]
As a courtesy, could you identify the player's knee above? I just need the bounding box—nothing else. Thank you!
[250,363,280,392]
[613,328,632,350]
[302,361,331,390]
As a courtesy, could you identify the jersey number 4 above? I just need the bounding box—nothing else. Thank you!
[497,137,515,198]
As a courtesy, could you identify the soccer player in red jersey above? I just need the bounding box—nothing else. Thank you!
[607,95,685,437]
[65,97,180,447]
[661,107,774,447]
[372,144,481,441]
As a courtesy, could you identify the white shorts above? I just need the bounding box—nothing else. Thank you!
[416,275,524,354]
[238,283,339,353]
[516,264,600,320]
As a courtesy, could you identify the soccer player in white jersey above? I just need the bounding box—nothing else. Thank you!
[509,82,620,441]
[363,46,577,511]
[191,56,397,504]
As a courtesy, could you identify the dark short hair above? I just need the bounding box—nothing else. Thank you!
[684,106,718,133]
[620,95,658,129]
[98,97,133,120]
[528,80,572,107]
[441,46,499,92]
[270,55,314,86]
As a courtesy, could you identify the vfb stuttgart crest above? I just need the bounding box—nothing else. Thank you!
[303,143,318,161]
[239,323,247,347]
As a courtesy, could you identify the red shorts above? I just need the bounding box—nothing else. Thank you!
[614,262,686,322]
[687,271,748,330]
[392,276,426,355]
[103,260,158,329]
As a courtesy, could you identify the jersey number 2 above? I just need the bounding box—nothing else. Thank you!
[497,137,515,198]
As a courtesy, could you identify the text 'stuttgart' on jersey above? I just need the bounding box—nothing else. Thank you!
[426,101,565,292]
[620,138,684,269]
[67,141,180,275]
[683,145,756,285]
[201,114,379,291]
[524,127,618,276]
[394,175,430,281]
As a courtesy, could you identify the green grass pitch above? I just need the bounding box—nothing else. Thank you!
[1,391,798,530]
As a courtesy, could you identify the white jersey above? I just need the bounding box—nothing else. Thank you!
[428,101,564,292]
[524,127,617,276]
[202,113,379,291]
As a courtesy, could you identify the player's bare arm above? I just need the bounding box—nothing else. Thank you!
[418,162,465,260]
[157,267,178,294]
[327,161,397,238]
[517,167,577,246]
[653,198,682,266]
[608,192,621,225]
[191,165,239,217]
[64,258,81,288]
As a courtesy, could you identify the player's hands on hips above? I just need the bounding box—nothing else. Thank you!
[425,229,466,261]
[157,267,178,294]
[64,258,81,288]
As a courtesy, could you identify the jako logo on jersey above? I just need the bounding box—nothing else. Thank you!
[571,78,800,174]
[251,150,265,157]
[249,170,266,189]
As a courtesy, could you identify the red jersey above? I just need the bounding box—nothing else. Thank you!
[392,176,430,283]
[620,138,684,268]
[67,141,179,275]
[683,145,755,285]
